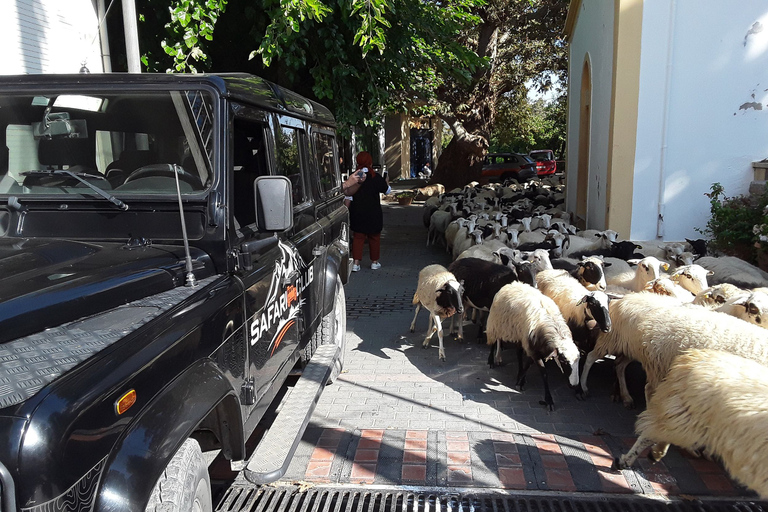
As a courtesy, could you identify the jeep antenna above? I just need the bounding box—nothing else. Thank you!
[172,164,197,287]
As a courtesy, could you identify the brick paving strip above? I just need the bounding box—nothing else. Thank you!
[299,428,745,497]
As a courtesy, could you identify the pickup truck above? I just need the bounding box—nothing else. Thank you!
[0,73,349,511]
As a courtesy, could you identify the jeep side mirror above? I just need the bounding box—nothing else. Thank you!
[253,176,293,232]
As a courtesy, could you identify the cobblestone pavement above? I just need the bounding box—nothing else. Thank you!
[278,202,756,499]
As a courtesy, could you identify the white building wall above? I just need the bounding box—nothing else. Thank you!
[566,0,614,229]
[0,0,103,75]
[632,0,768,241]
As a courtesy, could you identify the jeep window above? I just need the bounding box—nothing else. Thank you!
[274,126,306,205]
[232,117,270,230]
[313,132,339,196]
[0,90,213,197]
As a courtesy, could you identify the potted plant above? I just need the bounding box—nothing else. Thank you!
[395,191,415,206]
[698,182,768,264]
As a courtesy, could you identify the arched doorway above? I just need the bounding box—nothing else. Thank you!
[576,58,592,230]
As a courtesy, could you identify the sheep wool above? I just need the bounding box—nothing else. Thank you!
[536,270,611,353]
[486,282,580,409]
[581,292,768,407]
[410,264,464,361]
[697,255,768,289]
[617,349,768,499]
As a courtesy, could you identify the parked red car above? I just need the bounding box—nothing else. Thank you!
[529,149,556,175]
[481,153,537,182]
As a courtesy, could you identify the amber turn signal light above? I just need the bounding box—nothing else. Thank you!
[115,389,136,415]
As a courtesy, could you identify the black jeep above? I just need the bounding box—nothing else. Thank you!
[0,73,349,511]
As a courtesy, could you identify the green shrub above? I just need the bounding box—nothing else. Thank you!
[697,182,768,263]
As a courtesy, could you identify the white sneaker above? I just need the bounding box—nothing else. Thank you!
[352,263,361,272]
[371,262,382,270]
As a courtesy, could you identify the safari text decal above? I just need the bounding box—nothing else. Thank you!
[249,240,314,355]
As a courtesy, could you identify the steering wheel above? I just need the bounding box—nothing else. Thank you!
[123,164,202,189]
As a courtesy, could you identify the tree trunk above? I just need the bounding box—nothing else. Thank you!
[432,133,487,190]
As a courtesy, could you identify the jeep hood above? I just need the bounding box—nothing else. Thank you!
[0,239,212,344]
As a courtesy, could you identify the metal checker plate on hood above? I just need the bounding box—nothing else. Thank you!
[0,275,220,409]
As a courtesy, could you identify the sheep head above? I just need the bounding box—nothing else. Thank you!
[435,279,465,317]
[577,256,607,291]
[576,291,612,334]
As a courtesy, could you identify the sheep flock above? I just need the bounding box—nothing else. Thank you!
[410,174,768,498]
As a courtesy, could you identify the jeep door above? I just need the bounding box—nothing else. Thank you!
[229,108,303,428]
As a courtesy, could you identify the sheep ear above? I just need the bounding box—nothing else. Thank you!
[594,233,600,238]
[707,270,714,276]
[634,244,643,249]
[628,259,641,266]
[576,295,588,306]
[603,261,612,267]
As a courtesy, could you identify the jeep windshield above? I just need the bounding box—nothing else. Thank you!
[0,90,213,199]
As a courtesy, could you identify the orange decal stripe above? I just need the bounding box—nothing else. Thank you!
[271,320,295,356]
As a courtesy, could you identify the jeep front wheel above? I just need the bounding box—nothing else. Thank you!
[145,438,212,512]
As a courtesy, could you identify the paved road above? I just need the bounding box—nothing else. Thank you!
[276,202,754,499]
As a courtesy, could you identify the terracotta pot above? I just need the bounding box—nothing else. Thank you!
[397,196,413,206]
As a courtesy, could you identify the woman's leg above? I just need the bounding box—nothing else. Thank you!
[368,233,381,262]
[352,232,366,266]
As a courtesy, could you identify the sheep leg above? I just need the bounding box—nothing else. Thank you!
[515,347,532,391]
[495,340,504,366]
[614,435,656,470]
[410,303,421,333]
[457,309,465,342]
[537,360,555,411]
[475,310,487,344]
[578,349,603,399]
[434,315,446,361]
[422,313,436,349]
[611,355,635,409]
[649,442,671,462]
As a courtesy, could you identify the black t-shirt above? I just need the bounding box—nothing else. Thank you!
[349,172,389,234]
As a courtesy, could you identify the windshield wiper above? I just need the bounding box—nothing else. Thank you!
[21,170,129,211]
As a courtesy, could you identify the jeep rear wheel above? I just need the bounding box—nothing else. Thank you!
[303,276,346,382]
[145,438,212,512]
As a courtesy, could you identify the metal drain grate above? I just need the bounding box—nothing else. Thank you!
[216,485,768,512]
[347,291,415,317]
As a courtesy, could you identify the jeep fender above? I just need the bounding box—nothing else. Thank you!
[322,241,345,317]
[94,359,242,512]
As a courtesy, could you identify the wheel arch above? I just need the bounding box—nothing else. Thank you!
[322,241,345,316]
[93,359,243,512]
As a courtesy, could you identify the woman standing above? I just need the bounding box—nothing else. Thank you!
[343,151,390,271]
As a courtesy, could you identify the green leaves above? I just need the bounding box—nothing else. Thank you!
[350,0,391,55]
[699,182,768,262]
[255,0,333,65]
[148,0,228,73]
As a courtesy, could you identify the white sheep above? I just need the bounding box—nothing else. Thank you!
[615,349,768,499]
[536,269,612,353]
[563,230,618,257]
[580,292,768,408]
[426,209,453,247]
[452,229,483,261]
[606,256,669,294]
[486,282,580,410]
[692,283,744,308]
[697,255,768,289]
[715,290,768,329]
[643,277,695,303]
[668,264,711,294]
[410,264,465,361]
